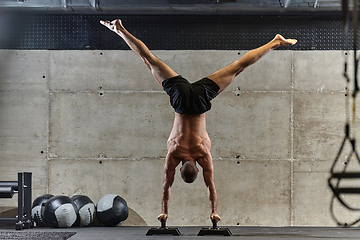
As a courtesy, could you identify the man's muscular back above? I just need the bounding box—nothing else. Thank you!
[167,113,211,163]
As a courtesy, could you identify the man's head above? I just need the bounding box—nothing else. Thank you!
[180,160,199,183]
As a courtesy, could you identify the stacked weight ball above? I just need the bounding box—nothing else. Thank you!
[31,194,54,227]
[31,194,128,228]
[71,195,96,227]
[96,194,129,227]
[43,195,80,228]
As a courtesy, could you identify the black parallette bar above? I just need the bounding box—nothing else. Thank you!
[146,219,182,236]
[197,219,232,236]
[198,227,232,236]
[213,218,217,229]
[146,227,182,236]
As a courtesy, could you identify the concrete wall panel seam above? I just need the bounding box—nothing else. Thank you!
[290,50,295,227]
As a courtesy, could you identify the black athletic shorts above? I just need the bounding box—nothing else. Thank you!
[162,75,220,115]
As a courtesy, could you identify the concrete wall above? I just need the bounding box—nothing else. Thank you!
[1,49,360,227]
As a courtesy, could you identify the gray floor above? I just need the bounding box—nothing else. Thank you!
[2,226,360,240]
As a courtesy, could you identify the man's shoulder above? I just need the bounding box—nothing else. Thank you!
[167,144,188,160]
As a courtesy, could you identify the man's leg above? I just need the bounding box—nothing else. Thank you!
[207,34,297,93]
[100,19,178,86]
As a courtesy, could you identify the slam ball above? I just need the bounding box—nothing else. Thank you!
[71,195,95,227]
[31,194,54,227]
[96,194,128,227]
[43,195,80,228]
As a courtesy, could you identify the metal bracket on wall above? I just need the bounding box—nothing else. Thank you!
[63,0,101,12]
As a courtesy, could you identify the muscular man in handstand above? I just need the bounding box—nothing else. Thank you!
[100,19,297,224]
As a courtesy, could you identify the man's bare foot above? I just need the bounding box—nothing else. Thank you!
[272,34,297,48]
[100,19,124,33]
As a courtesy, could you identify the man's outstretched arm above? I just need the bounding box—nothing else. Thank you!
[203,166,221,223]
[158,169,175,222]
[158,154,178,222]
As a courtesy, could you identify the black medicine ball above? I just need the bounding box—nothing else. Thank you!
[31,194,54,227]
[71,195,95,227]
[43,195,80,228]
[96,194,128,227]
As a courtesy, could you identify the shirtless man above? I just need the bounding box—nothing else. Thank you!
[100,19,297,224]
